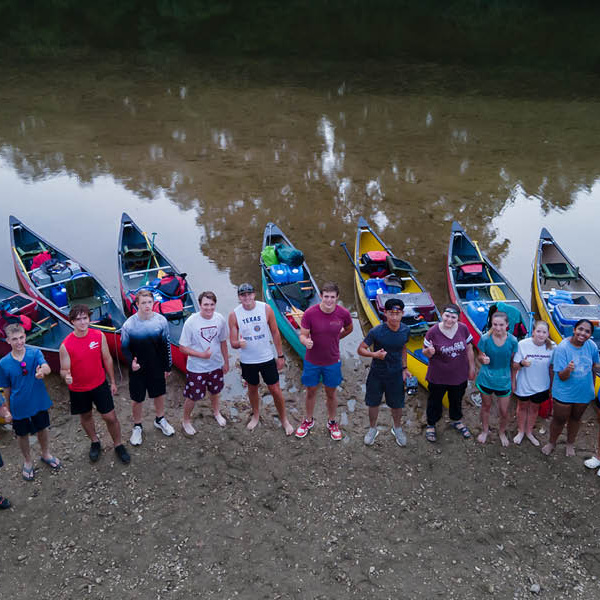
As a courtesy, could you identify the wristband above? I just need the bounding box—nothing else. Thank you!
[278,355,284,359]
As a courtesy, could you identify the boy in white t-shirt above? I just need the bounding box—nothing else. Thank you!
[179,291,229,436]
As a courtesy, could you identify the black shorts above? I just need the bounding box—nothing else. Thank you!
[69,381,115,415]
[12,409,50,437]
[477,384,511,397]
[365,370,405,409]
[240,359,279,387]
[129,370,166,403]
[514,389,550,404]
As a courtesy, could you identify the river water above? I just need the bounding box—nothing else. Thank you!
[1,59,599,354]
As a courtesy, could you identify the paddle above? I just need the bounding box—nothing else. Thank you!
[340,242,365,285]
[472,240,505,301]
[142,231,159,285]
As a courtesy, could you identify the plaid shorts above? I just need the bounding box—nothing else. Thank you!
[184,368,225,401]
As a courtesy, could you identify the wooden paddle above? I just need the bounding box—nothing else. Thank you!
[472,240,505,301]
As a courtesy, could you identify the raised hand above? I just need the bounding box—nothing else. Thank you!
[132,357,141,371]
[373,349,387,360]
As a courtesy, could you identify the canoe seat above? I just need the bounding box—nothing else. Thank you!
[122,246,153,270]
[16,241,48,260]
[386,255,417,275]
[64,276,103,311]
[541,262,579,282]
[278,282,314,310]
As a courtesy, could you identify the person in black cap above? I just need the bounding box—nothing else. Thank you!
[357,298,411,446]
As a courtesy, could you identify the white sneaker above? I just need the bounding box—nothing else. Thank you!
[154,417,175,436]
[391,426,407,447]
[364,427,379,446]
[130,425,143,446]
[584,456,600,469]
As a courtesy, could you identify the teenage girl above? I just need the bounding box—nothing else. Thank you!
[476,311,518,446]
[542,319,600,457]
[512,321,554,447]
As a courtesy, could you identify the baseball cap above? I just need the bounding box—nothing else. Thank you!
[384,298,405,312]
[237,283,255,294]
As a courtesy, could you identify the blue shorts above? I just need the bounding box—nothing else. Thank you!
[301,360,343,388]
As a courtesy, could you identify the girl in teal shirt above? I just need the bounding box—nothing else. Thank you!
[476,312,518,446]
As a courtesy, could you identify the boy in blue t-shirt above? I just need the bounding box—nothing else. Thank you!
[0,324,61,481]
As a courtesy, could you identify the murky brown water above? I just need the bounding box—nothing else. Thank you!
[1,59,599,340]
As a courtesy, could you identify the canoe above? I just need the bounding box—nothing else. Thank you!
[447,221,531,345]
[352,216,441,392]
[260,223,321,359]
[117,213,199,373]
[532,227,600,394]
[9,215,125,360]
[0,283,73,372]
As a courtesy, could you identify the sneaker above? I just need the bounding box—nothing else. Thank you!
[89,441,101,462]
[584,456,600,469]
[295,418,315,439]
[0,495,10,510]
[364,427,379,446]
[391,426,407,447]
[327,420,342,441]
[130,425,143,446]
[154,417,175,437]
[114,444,131,464]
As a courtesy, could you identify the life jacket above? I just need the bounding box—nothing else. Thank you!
[155,272,188,297]
[0,309,33,335]
[153,299,184,320]
[31,250,52,270]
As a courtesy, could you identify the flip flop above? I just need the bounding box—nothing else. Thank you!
[22,464,34,481]
[40,455,62,470]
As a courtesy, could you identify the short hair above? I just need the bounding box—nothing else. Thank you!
[491,311,509,324]
[321,281,339,296]
[68,304,91,322]
[5,323,25,338]
[136,289,154,302]
[199,291,217,304]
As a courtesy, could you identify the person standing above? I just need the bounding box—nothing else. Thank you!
[0,323,61,480]
[179,291,229,435]
[60,304,130,463]
[422,303,475,443]
[121,289,175,446]
[296,282,353,441]
[475,311,518,446]
[229,283,294,435]
[542,319,600,457]
[358,298,410,446]
[0,398,10,508]
[512,320,555,446]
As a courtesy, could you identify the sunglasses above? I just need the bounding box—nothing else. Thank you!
[20,361,28,376]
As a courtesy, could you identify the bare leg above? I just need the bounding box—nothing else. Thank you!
[247,384,261,430]
[514,400,526,444]
[595,406,600,459]
[153,395,166,420]
[324,386,337,421]
[268,382,294,435]
[101,410,123,447]
[182,398,197,435]
[477,394,493,444]
[305,386,319,421]
[37,428,52,461]
[391,407,403,429]
[565,403,587,456]
[542,400,568,455]
[79,411,99,442]
[498,395,511,447]
[526,402,540,446]
[368,406,379,428]
[17,435,33,469]
[132,400,144,424]
[210,393,226,427]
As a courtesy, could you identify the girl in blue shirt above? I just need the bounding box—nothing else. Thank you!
[542,319,600,457]
[476,311,518,447]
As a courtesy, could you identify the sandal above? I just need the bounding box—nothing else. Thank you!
[451,421,472,439]
[22,464,34,481]
[40,455,62,469]
[425,426,437,443]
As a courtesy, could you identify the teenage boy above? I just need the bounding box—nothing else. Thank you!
[60,304,130,463]
[229,283,294,435]
[179,291,229,435]
[296,282,353,441]
[357,298,411,446]
[121,289,175,446]
[0,323,61,480]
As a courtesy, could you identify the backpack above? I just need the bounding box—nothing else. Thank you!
[275,244,304,267]
[156,272,188,297]
[153,299,184,320]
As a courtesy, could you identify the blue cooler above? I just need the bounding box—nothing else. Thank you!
[554,303,600,337]
[50,284,67,307]
[547,289,573,308]
[467,300,489,331]
[364,278,388,300]
[270,264,291,284]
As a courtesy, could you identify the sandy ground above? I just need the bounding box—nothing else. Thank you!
[1,355,599,600]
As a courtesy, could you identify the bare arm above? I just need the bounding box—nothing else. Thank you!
[339,322,353,340]
[357,340,386,360]
[266,305,285,371]
[299,326,313,349]
[220,340,229,374]
[179,344,211,359]
[0,388,11,422]
[101,333,117,394]
[467,343,476,380]
[228,312,243,349]
[59,343,72,382]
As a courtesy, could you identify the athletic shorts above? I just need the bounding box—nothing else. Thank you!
[301,360,343,388]
[70,381,115,415]
[184,368,224,401]
[241,359,279,387]
[514,389,550,404]
[12,409,50,437]
[477,383,511,398]
[129,370,166,403]
[365,370,405,409]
